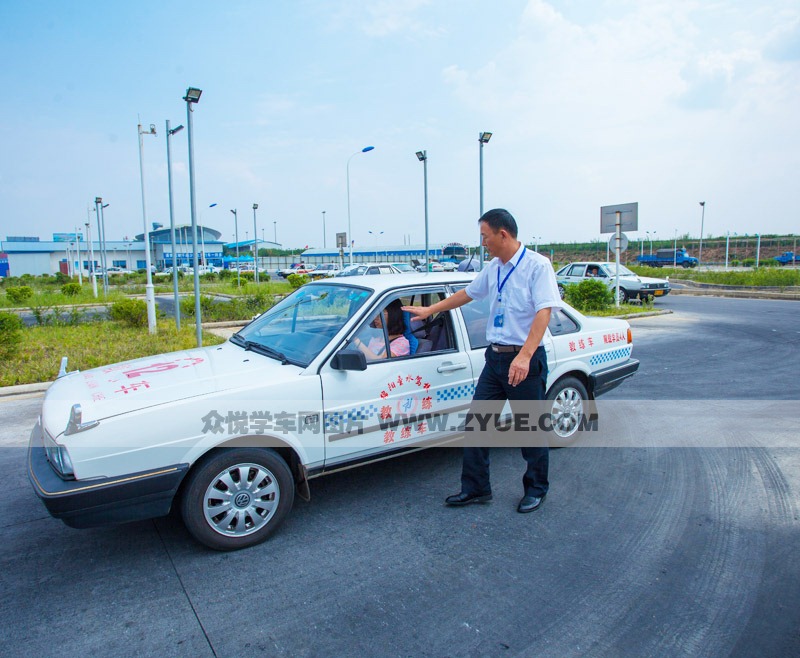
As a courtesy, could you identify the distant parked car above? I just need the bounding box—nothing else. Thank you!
[101,266,134,275]
[278,263,315,278]
[335,263,401,277]
[309,263,341,279]
[555,261,670,303]
[390,263,416,273]
[414,261,444,272]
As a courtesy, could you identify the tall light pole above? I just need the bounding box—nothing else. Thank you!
[416,150,429,270]
[74,226,82,285]
[698,201,706,264]
[85,218,97,298]
[252,203,259,283]
[231,209,241,287]
[94,197,109,296]
[322,210,326,249]
[166,120,184,330]
[368,230,384,261]
[725,231,731,270]
[478,131,492,269]
[183,86,203,346]
[137,121,158,333]
[533,236,541,253]
[756,233,761,268]
[673,229,678,267]
[273,221,277,244]
[346,145,375,265]
[646,230,656,255]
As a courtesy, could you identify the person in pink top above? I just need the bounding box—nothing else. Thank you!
[354,299,410,360]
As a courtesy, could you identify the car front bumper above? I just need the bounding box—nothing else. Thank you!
[590,358,640,397]
[27,421,189,529]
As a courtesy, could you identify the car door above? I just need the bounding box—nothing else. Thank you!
[319,287,475,467]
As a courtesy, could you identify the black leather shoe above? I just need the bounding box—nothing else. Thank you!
[445,491,493,506]
[517,494,545,513]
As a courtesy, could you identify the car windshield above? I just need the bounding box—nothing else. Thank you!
[603,263,636,277]
[232,284,371,366]
[392,263,414,272]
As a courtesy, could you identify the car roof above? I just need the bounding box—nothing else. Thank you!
[308,271,477,292]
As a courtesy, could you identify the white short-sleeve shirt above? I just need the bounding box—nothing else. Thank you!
[465,243,561,346]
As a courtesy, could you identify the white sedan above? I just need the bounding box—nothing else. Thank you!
[29,273,638,550]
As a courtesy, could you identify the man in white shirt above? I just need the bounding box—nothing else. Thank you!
[404,209,561,513]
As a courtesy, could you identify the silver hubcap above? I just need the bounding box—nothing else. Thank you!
[551,387,584,438]
[202,463,280,537]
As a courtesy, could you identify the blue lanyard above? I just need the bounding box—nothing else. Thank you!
[497,248,526,302]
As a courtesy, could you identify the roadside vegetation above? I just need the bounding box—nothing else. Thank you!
[0,319,225,387]
[563,279,657,316]
[627,265,800,288]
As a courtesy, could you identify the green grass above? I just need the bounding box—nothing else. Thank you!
[584,303,662,317]
[0,321,225,387]
[0,286,129,309]
[628,265,800,287]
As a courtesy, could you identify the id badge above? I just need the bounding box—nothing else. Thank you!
[493,309,504,328]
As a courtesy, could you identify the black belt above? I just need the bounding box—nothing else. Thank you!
[491,344,522,353]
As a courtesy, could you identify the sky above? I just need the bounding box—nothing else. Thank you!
[1,0,798,251]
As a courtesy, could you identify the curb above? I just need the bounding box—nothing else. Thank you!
[611,309,673,320]
[669,289,800,301]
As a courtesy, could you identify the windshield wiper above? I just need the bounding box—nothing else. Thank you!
[245,341,290,365]
[230,333,247,347]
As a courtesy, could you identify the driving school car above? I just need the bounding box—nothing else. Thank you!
[556,262,670,303]
[29,273,639,551]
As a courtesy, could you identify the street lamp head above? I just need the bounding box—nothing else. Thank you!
[416,151,427,161]
[169,124,185,135]
[253,203,258,210]
[361,146,375,153]
[184,87,203,103]
[102,203,109,209]
[230,209,236,216]
[699,201,705,207]
[95,197,102,204]
[479,132,493,143]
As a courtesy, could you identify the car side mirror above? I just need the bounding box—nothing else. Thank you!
[330,348,367,371]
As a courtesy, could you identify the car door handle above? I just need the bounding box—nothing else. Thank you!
[437,363,468,373]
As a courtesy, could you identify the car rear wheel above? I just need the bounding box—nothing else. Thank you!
[546,376,589,441]
[180,448,294,551]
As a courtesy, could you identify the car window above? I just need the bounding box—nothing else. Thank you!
[350,289,456,361]
[235,284,371,366]
[451,285,490,349]
[567,264,585,277]
[548,308,580,335]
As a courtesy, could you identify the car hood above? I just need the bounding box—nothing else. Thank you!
[41,341,302,439]
[636,275,669,285]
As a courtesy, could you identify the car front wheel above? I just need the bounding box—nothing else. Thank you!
[180,448,295,551]
[546,376,589,441]
[615,287,629,304]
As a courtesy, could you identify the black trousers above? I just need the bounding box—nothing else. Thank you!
[461,346,549,497]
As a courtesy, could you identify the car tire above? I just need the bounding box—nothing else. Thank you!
[682,262,691,269]
[180,448,295,551]
[615,287,629,304]
[546,376,589,441]
[557,284,566,300]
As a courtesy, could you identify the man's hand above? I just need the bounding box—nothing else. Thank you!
[508,353,530,386]
[401,305,431,322]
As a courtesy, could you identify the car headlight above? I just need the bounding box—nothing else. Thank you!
[44,433,75,478]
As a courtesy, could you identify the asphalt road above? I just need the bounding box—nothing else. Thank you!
[1,295,798,657]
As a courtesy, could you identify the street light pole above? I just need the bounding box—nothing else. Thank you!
[74,226,82,285]
[85,215,97,298]
[346,146,375,265]
[183,86,203,346]
[94,197,109,296]
[368,230,384,261]
[478,132,492,270]
[273,221,277,244]
[673,229,678,267]
[322,210,326,249]
[231,209,240,287]
[725,231,731,270]
[698,201,706,264]
[137,121,158,333]
[416,150,429,270]
[166,119,184,330]
[756,233,761,268]
[252,203,259,284]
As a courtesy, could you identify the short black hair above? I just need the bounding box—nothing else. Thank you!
[479,208,518,238]
[385,299,405,335]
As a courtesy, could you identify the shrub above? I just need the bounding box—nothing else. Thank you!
[54,272,70,284]
[180,294,218,318]
[109,299,148,327]
[219,269,235,280]
[564,279,614,312]
[6,286,34,304]
[61,282,82,296]
[0,312,24,359]
[287,273,309,289]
